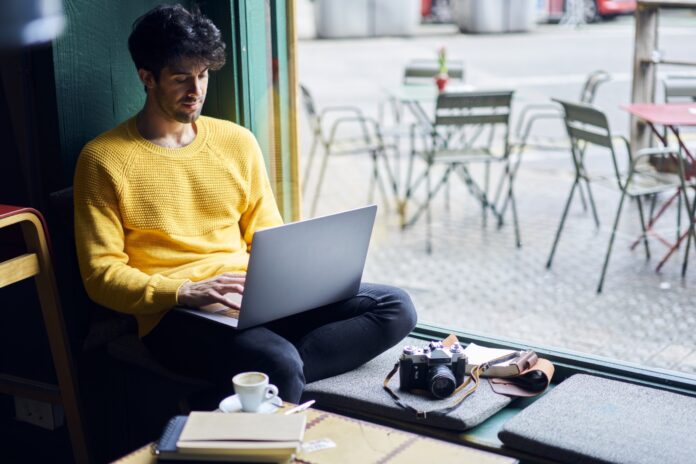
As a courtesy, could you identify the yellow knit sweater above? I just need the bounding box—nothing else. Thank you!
[74,116,283,337]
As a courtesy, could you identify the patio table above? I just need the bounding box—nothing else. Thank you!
[384,83,477,129]
[622,103,696,273]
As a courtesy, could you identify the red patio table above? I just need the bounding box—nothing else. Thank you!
[622,103,696,273]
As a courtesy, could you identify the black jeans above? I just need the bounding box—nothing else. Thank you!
[143,283,417,403]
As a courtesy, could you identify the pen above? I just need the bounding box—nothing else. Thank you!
[284,400,315,415]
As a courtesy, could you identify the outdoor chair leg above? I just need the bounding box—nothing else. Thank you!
[582,177,601,228]
[598,191,628,293]
[682,217,693,278]
[576,143,591,212]
[677,193,682,244]
[404,166,453,229]
[310,146,331,217]
[679,184,696,278]
[577,179,589,212]
[370,150,398,212]
[494,147,523,226]
[455,166,503,226]
[575,151,600,228]
[483,162,491,227]
[302,135,319,195]
[649,191,657,215]
[378,147,400,200]
[368,152,378,205]
[508,177,522,248]
[547,179,579,269]
[636,195,651,260]
[426,164,433,254]
[496,161,512,228]
[400,127,421,227]
[401,170,430,225]
[445,168,451,211]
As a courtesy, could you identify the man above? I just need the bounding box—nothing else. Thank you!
[73,4,416,403]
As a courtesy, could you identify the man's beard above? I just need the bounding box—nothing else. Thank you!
[173,106,202,123]
[173,95,204,123]
[156,91,204,123]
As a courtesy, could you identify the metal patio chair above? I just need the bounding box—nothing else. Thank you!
[514,70,611,152]
[300,84,399,217]
[546,100,689,293]
[496,71,612,224]
[400,90,518,253]
[663,74,696,103]
[661,74,696,145]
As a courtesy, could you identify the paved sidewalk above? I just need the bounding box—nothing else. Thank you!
[297,19,696,375]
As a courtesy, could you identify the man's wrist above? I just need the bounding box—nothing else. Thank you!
[176,280,192,305]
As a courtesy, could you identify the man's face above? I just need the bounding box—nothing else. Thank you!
[146,58,209,124]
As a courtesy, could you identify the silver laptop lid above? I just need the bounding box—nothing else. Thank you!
[236,205,377,329]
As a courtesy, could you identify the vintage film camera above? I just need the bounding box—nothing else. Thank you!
[399,341,467,399]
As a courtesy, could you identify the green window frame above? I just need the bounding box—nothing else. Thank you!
[203,0,301,223]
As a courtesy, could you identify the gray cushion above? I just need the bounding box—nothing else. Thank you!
[302,337,512,431]
[498,374,696,464]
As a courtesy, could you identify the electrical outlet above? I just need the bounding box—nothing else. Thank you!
[14,397,64,430]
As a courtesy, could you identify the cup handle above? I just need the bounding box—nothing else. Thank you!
[265,384,279,402]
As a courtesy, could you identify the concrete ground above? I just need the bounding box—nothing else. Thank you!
[296,14,696,375]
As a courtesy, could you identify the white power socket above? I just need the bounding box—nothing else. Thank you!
[14,397,64,430]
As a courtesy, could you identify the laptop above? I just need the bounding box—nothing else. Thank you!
[174,205,377,330]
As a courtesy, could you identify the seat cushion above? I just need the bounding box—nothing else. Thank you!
[302,337,512,431]
[498,374,696,464]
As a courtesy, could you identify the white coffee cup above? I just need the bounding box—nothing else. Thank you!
[232,372,279,412]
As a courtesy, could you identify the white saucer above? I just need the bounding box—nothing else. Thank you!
[219,394,283,414]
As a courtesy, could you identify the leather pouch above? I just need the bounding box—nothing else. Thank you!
[489,358,555,397]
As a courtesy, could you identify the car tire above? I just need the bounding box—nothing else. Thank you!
[583,0,600,23]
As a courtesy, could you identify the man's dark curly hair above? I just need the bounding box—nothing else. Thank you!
[128,4,226,80]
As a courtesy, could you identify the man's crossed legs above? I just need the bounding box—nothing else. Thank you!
[143,283,417,402]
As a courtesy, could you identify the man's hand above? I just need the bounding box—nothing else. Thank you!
[177,272,246,309]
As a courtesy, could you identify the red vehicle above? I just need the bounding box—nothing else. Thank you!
[548,0,637,23]
[591,0,637,21]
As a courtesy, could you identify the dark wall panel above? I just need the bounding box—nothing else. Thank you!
[52,0,192,180]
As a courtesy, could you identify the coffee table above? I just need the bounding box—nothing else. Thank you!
[111,404,517,463]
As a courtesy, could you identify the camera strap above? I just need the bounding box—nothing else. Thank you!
[382,362,484,419]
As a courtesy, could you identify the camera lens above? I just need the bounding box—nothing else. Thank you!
[427,364,456,399]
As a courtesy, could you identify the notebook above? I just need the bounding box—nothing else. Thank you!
[156,412,306,462]
[463,343,537,377]
[174,205,377,330]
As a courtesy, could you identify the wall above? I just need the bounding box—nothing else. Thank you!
[53,0,190,180]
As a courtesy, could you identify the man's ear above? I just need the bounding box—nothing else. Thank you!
[138,68,156,91]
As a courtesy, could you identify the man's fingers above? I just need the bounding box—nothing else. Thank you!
[215,274,246,283]
[211,282,244,294]
[208,290,241,309]
[216,275,246,284]
[221,272,246,278]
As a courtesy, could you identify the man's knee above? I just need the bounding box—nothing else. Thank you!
[387,285,418,336]
[360,283,418,339]
[264,349,305,403]
[233,329,306,402]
